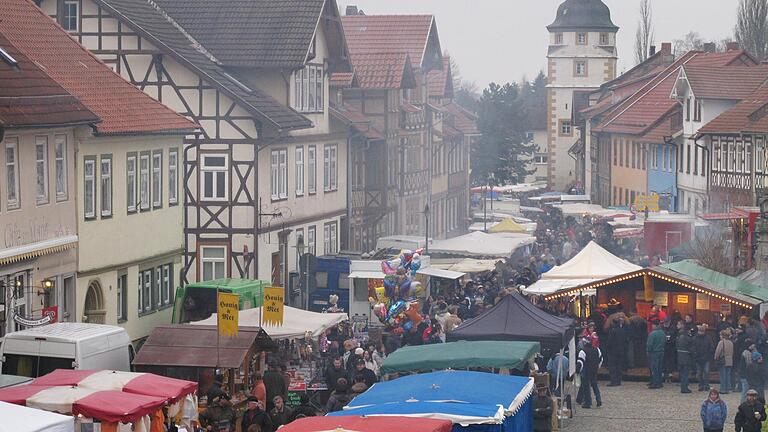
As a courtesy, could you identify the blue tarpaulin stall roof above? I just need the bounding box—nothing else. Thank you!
[328,371,534,432]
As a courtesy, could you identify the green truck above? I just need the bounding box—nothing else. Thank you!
[172,278,271,323]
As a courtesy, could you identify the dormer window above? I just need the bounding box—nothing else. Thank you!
[294,64,324,113]
[577,32,587,45]
[62,1,79,32]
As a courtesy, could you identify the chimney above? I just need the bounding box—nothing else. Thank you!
[703,42,717,53]
[649,45,657,56]
[346,5,358,15]
[661,42,672,54]
[727,42,740,51]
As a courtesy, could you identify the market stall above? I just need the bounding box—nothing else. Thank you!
[133,325,274,404]
[380,340,539,375]
[430,232,535,258]
[190,305,348,339]
[279,416,453,432]
[432,258,503,274]
[329,370,534,432]
[0,401,74,432]
[523,241,641,300]
[448,292,575,352]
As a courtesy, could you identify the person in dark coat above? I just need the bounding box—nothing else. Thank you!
[661,318,678,382]
[676,322,695,393]
[325,377,352,413]
[576,338,602,409]
[735,389,766,432]
[605,317,628,386]
[693,325,714,391]
[353,358,378,388]
[324,356,349,390]
[263,362,288,411]
[746,352,766,402]
[532,385,553,432]
[241,397,273,432]
[646,323,666,389]
[288,394,316,422]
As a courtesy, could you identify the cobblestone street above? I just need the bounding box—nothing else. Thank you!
[566,381,742,432]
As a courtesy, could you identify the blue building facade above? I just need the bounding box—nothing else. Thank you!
[647,142,677,211]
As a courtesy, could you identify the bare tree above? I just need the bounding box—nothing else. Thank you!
[673,31,706,55]
[634,0,655,64]
[735,0,768,61]
[678,230,735,275]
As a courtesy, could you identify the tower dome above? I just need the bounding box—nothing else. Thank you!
[547,0,618,32]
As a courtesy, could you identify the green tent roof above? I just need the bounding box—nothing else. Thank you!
[660,260,768,303]
[185,278,270,290]
[380,340,540,375]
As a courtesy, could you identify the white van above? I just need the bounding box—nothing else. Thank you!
[0,323,131,377]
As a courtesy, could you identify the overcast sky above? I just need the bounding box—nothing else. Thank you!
[339,0,737,89]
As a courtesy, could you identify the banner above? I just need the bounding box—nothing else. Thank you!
[264,287,285,326]
[634,194,660,212]
[217,292,239,337]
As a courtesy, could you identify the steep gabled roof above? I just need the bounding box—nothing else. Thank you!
[342,14,442,70]
[1,0,193,135]
[428,56,454,98]
[594,50,755,137]
[351,52,415,89]
[94,0,311,132]
[0,35,98,128]
[151,0,325,68]
[444,102,479,135]
[329,72,356,88]
[698,83,768,134]
[680,65,768,100]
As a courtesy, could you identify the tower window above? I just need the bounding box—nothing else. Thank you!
[577,32,587,45]
[559,120,572,136]
[555,33,563,45]
[600,33,609,45]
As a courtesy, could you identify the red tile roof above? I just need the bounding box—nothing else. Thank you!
[330,103,384,140]
[329,72,356,88]
[444,102,479,135]
[698,84,768,134]
[342,15,435,68]
[351,52,412,89]
[0,0,195,135]
[682,65,768,100]
[0,34,98,128]
[594,50,756,137]
[428,57,453,98]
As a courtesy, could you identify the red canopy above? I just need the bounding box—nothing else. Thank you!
[0,384,51,406]
[32,369,96,386]
[122,373,197,404]
[73,390,166,424]
[277,416,453,432]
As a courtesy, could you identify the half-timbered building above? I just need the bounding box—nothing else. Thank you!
[2,0,195,340]
[40,0,354,290]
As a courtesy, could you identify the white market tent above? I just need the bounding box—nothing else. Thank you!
[432,258,503,273]
[552,203,633,218]
[523,241,642,296]
[191,305,347,339]
[429,231,535,258]
[0,401,74,432]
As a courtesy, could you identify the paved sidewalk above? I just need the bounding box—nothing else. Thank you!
[563,380,742,432]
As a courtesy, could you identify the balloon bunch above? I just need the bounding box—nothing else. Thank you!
[371,249,425,331]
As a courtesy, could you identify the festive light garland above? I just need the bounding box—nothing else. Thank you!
[543,269,755,309]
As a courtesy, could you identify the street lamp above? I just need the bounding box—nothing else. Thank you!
[424,203,430,254]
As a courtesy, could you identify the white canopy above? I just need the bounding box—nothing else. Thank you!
[552,203,633,218]
[432,258,503,273]
[430,231,535,258]
[523,241,642,296]
[191,305,347,339]
[0,401,74,432]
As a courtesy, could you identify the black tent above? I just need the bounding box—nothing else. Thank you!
[447,292,575,351]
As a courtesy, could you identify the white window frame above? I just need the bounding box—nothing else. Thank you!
[201,154,228,201]
[295,147,304,196]
[142,269,152,313]
[54,134,68,201]
[100,155,112,217]
[126,153,137,213]
[575,61,587,77]
[323,144,337,192]
[155,267,162,309]
[117,272,126,322]
[35,136,49,204]
[308,226,316,255]
[271,149,288,199]
[168,148,178,205]
[139,152,150,210]
[308,145,317,194]
[84,156,96,219]
[63,0,79,32]
[201,246,228,281]
[293,65,325,113]
[137,272,143,314]
[162,264,172,306]
[152,150,162,208]
[577,32,587,45]
[4,138,19,209]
